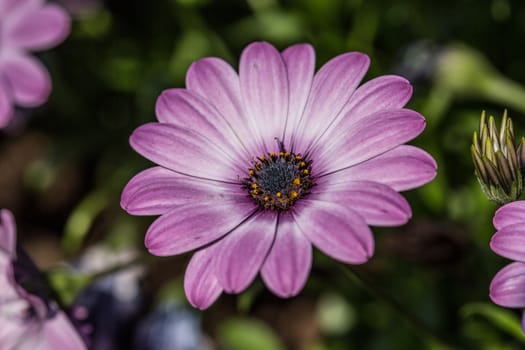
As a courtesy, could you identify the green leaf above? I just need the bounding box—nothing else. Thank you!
[62,190,109,256]
[461,302,525,343]
[47,267,91,305]
[218,317,285,350]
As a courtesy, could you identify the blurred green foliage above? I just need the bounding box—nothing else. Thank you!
[219,317,286,350]
[3,0,525,348]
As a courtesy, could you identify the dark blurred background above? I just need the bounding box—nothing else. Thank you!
[3,0,525,349]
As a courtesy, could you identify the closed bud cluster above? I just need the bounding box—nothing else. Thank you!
[472,110,525,205]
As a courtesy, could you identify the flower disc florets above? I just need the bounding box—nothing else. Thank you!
[242,149,314,211]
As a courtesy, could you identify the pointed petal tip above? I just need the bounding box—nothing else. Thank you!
[143,223,170,256]
[282,43,315,55]
[145,240,179,258]
[383,75,413,102]
[324,51,371,75]
[119,193,146,216]
[357,247,374,264]
[395,208,413,226]
[190,301,211,311]
[119,182,135,213]
[185,291,218,310]
[119,170,151,216]
[488,291,500,305]
[399,110,427,138]
[145,243,165,257]
[222,285,244,294]
[241,41,280,59]
[246,40,277,48]
[346,51,371,69]
[128,125,145,152]
[183,246,224,309]
[119,196,130,213]
[267,285,303,299]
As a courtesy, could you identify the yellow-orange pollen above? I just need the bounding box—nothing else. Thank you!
[242,150,314,211]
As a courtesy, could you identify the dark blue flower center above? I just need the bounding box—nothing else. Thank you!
[258,161,297,194]
[242,149,314,211]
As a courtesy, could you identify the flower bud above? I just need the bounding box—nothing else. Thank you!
[471,110,524,204]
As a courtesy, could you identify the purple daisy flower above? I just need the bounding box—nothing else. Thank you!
[490,200,525,331]
[0,209,87,349]
[0,0,70,128]
[121,42,437,309]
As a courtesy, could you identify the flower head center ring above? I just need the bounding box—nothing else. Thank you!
[242,149,314,211]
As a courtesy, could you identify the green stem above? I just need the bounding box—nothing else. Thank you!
[339,264,458,349]
[47,253,153,306]
[482,76,525,115]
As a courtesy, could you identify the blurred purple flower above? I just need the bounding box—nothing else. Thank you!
[0,209,87,349]
[490,201,525,331]
[0,0,70,128]
[121,42,437,309]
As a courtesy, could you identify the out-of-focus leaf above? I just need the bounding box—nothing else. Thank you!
[246,0,278,12]
[227,11,303,44]
[75,9,112,38]
[47,266,91,305]
[462,302,525,343]
[102,55,142,92]
[63,190,109,256]
[257,11,303,41]
[218,318,285,350]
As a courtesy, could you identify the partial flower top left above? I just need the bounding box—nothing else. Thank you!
[0,209,87,349]
[0,0,70,128]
